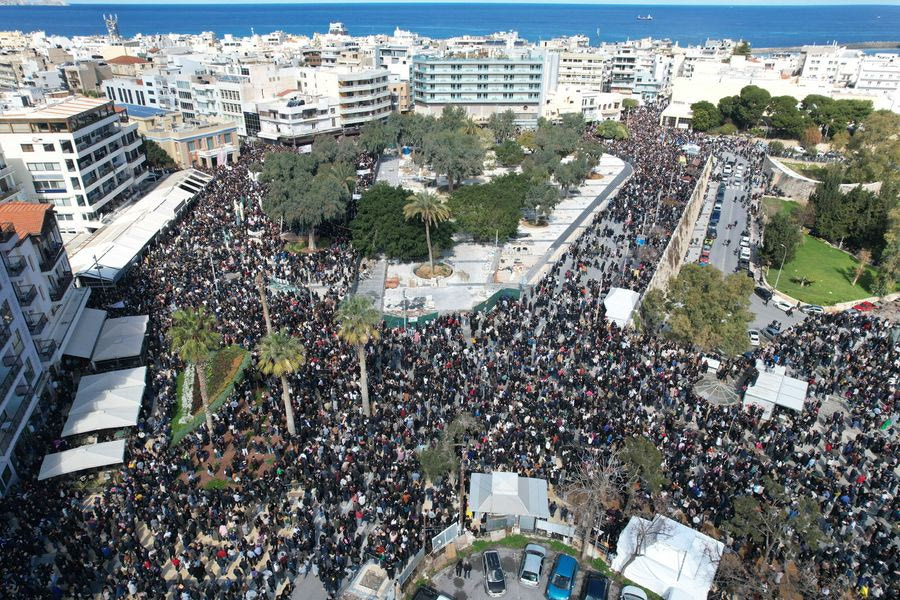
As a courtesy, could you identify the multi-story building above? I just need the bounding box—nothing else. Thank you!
[800,45,862,86]
[0,202,90,495]
[63,61,114,96]
[124,104,240,169]
[854,54,900,99]
[411,51,549,125]
[0,147,24,203]
[0,49,53,89]
[296,67,391,131]
[542,86,624,123]
[555,51,610,89]
[0,97,148,233]
[389,81,412,113]
[256,95,341,144]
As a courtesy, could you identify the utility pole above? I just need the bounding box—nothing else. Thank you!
[773,243,787,290]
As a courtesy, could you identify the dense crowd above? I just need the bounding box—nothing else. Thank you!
[0,105,895,600]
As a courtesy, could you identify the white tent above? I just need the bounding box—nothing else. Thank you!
[61,367,147,436]
[743,360,808,419]
[63,307,107,359]
[468,471,550,518]
[38,439,126,480]
[611,515,724,600]
[604,287,641,328]
[92,316,149,363]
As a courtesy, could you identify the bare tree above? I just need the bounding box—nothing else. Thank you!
[559,449,627,558]
[615,515,674,574]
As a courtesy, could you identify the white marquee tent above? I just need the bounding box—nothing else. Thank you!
[38,439,126,480]
[604,287,641,328]
[469,471,550,518]
[61,367,147,436]
[91,315,149,363]
[743,360,808,419]
[63,307,107,359]
[611,515,724,600]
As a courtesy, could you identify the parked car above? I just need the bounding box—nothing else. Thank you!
[412,585,454,600]
[546,554,579,600]
[762,325,781,340]
[748,329,760,346]
[801,304,824,315]
[482,550,507,597]
[853,301,876,312]
[519,544,547,587]
[579,571,610,600]
[619,586,648,600]
[754,286,773,302]
[740,236,751,248]
[773,299,793,312]
[707,227,718,239]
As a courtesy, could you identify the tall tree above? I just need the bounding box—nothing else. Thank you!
[810,168,851,244]
[852,248,872,286]
[336,295,382,417]
[690,101,723,132]
[523,181,560,224]
[494,140,525,167]
[768,95,806,139]
[403,191,451,276]
[169,307,222,436]
[621,436,667,509]
[487,109,517,142]
[418,129,485,191]
[760,212,802,267]
[560,450,626,558]
[328,161,357,197]
[733,85,771,130]
[359,119,391,155]
[311,135,339,164]
[142,138,176,169]
[256,328,306,436]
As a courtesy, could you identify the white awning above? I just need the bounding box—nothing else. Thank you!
[92,315,148,363]
[743,361,808,419]
[63,307,107,359]
[604,287,641,328]
[38,439,126,480]
[68,169,212,282]
[469,471,550,518]
[61,367,147,436]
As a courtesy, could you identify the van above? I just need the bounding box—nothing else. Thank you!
[740,247,751,262]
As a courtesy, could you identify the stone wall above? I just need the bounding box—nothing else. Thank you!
[646,155,714,294]
[765,155,882,202]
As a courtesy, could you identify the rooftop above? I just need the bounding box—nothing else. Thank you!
[0,96,111,121]
[116,103,170,119]
[0,202,52,239]
[107,55,149,65]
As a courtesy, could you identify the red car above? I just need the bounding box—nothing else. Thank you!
[853,301,876,312]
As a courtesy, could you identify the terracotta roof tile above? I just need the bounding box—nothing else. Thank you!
[0,202,52,239]
[107,55,149,65]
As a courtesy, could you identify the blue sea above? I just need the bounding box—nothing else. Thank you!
[1,3,898,48]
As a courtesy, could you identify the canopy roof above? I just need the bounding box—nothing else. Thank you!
[92,316,148,362]
[611,515,724,600]
[68,169,212,282]
[743,360,808,419]
[61,367,147,436]
[38,439,126,481]
[63,307,107,359]
[469,472,550,518]
[604,287,641,328]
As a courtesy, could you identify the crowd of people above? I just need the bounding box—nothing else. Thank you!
[0,105,895,600]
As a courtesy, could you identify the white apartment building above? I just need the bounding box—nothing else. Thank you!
[0,202,91,495]
[854,54,900,98]
[296,67,391,131]
[542,86,624,123]
[256,95,341,144]
[800,45,862,86]
[555,51,610,89]
[0,97,148,233]
[0,148,24,203]
[103,73,175,110]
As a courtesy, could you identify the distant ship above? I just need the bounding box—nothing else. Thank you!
[636,15,653,21]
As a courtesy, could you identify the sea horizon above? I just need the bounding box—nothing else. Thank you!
[1,3,899,47]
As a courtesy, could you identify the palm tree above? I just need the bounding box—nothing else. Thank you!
[255,271,273,334]
[169,307,222,437]
[335,295,382,417]
[256,328,306,436]
[329,162,357,198]
[461,118,479,136]
[403,191,451,277]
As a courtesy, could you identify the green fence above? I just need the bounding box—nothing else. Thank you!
[383,288,521,328]
[170,348,252,447]
[472,288,521,313]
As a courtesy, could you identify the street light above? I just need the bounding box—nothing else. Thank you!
[773,243,787,290]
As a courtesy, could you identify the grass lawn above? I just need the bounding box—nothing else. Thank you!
[170,345,250,445]
[779,160,830,181]
[763,196,802,221]
[769,234,884,305]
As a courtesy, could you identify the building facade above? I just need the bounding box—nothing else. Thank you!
[0,97,149,233]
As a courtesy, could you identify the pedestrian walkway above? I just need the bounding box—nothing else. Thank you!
[356,258,388,311]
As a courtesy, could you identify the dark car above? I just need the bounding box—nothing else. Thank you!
[483,550,507,597]
[412,585,453,600]
[579,571,610,600]
[754,286,773,302]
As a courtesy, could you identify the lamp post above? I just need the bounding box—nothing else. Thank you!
[773,243,787,290]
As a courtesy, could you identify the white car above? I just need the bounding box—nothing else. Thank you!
[740,236,751,248]
[518,543,546,587]
[773,299,793,312]
[621,586,649,600]
[748,329,760,346]
[801,304,824,315]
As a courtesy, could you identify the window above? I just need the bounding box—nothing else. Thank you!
[206,137,214,150]
[60,140,73,153]
[20,144,33,152]
[42,143,54,152]
[27,163,60,172]
[24,358,35,385]
[11,330,23,355]
[187,141,195,152]
[76,195,86,207]
[70,177,81,190]
[57,214,74,221]
[52,197,71,207]
[33,180,66,193]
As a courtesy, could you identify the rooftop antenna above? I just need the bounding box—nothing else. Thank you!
[104,14,121,43]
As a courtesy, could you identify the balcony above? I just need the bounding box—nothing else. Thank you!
[0,396,31,455]
[0,185,21,202]
[36,339,56,362]
[49,270,73,302]
[39,242,64,272]
[25,313,47,335]
[0,323,9,350]
[14,284,36,307]
[2,254,25,277]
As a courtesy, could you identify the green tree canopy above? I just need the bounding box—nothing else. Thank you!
[810,167,852,243]
[622,436,667,497]
[359,119,392,154]
[417,129,485,191]
[142,138,176,169]
[447,173,533,241]
[487,109,517,143]
[767,95,807,139]
[169,306,221,435]
[663,264,755,355]
[494,140,525,167]
[335,295,382,416]
[622,98,639,111]
[845,110,900,185]
[403,191,451,274]
[733,41,751,55]
[523,181,560,224]
[760,212,802,267]
[690,101,723,132]
[350,183,454,261]
[311,135,339,164]
[256,328,306,436]
[595,120,629,140]
[733,85,771,130]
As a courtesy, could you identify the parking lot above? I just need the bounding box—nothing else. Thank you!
[426,547,616,600]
